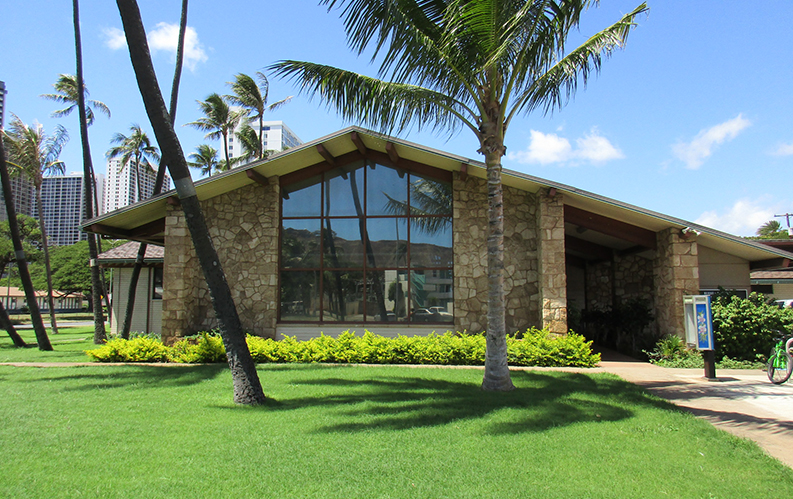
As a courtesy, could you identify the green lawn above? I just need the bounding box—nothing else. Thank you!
[0,362,791,498]
[0,326,98,362]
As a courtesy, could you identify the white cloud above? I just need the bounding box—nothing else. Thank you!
[672,114,751,169]
[102,27,126,50]
[772,142,793,156]
[695,197,781,236]
[103,23,208,71]
[507,128,623,165]
[147,22,207,71]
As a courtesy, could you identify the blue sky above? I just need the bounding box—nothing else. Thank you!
[2,1,792,237]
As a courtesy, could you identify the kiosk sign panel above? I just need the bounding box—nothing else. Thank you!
[683,295,715,351]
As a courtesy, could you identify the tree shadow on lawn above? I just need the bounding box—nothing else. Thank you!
[18,364,228,390]
[246,367,680,434]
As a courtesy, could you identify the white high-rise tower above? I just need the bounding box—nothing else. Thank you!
[104,158,170,213]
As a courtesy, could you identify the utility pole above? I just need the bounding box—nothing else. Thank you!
[774,213,793,238]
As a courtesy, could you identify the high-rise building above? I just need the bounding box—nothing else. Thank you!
[36,172,105,246]
[0,176,34,222]
[227,118,302,165]
[104,158,170,213]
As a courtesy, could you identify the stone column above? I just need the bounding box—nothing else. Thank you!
[537,189,567,334]
[653,228,699,338]
[161,206,205,344]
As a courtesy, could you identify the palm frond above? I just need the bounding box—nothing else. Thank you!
[507,2,648,124]
[271,60,478,136]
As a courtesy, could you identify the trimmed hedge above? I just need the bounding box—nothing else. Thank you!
[85,329,600,367]
[711,292,793,361]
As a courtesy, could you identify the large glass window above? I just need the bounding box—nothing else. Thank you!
[280,160,453,323]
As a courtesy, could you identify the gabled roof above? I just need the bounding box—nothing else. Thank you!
[97,241,164,267]
[82,126,793,265]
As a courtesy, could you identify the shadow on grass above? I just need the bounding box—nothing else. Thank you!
[225,366,680,434]
[21,364,228,390]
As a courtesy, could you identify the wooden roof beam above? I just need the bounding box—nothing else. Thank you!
[459,163,468,181]
[565,205,657,250]
[129,218,166,238]
[386,141,400,165]
[246,169,269,186]
[750,258,792,270]
[350,131,367,155]
[316,143,336,166]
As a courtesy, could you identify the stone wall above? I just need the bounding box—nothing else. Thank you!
[162,178,280,343]
[614,254,654,305]
[537,190,567,334]
[653,228,699,338]
[452,174,539,334]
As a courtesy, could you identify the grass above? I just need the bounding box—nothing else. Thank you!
[0,362,792,498]
[0,326,98,363]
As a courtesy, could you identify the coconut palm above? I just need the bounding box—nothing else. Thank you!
[117,0,266,405]
[0,138,51,350]
[106,124,160,203]
[71,0,107,344]
[227,72,293,160]
[757,220,787,239]
[41,74,111,126]
[185,93,244,168]
[188,144,220,177]
[272,0,647,391]
[3,115,70,336]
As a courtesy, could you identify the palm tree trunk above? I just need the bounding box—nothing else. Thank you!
[0,300,26,347]
[73,0,107,344]
[480,148,514,391]
[0,140,52,350]
[117,0,265,405]
[35,186,59,335]
[258,114,264,159]
[120,0,188,340]
[0,263,28,347]
[222,132,230,168]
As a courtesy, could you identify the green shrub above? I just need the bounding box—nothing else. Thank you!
[645,335,765,370]
[711,292,793,361]
[85,337,169,362]
[86,328,599,367]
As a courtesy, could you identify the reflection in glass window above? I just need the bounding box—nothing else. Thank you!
[282,220,321,268]
[280,271,321,321]
[282,175,321,217]
[322,218,365,268]
[280,160,453,323]
[152,267,163,300]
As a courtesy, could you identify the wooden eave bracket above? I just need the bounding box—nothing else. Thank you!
[386,141,400,165]
[246,169,269,186]
[459,163,468,181]
[350,131,367,155]
[166,195,180,206]
[316,143,336,166]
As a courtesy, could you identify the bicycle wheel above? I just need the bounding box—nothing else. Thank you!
[767,350,793,384]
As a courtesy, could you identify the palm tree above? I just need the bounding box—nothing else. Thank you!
[227,72,292,160]
[272,0,647,391]
[185,93,244,168]
[3,115,69,336]
[42,71,112,324]
[0,139,51,350]
[234,124,264,163]
[72,0,108,345]
[188,144,220,177]
[117,0,265,405]
[41,74,111,126]
[757,220,787,239]
[0,215,42,347]
[106,124,160,203]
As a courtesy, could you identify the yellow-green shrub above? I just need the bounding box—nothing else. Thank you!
[86,328,599,367]
[85,337,169,362]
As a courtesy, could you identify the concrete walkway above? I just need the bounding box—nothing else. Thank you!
[596,349,793,468]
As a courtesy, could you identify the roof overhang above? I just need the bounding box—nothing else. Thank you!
[83,126,793,266]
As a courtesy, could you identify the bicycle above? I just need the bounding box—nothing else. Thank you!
[767,333,793,384]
